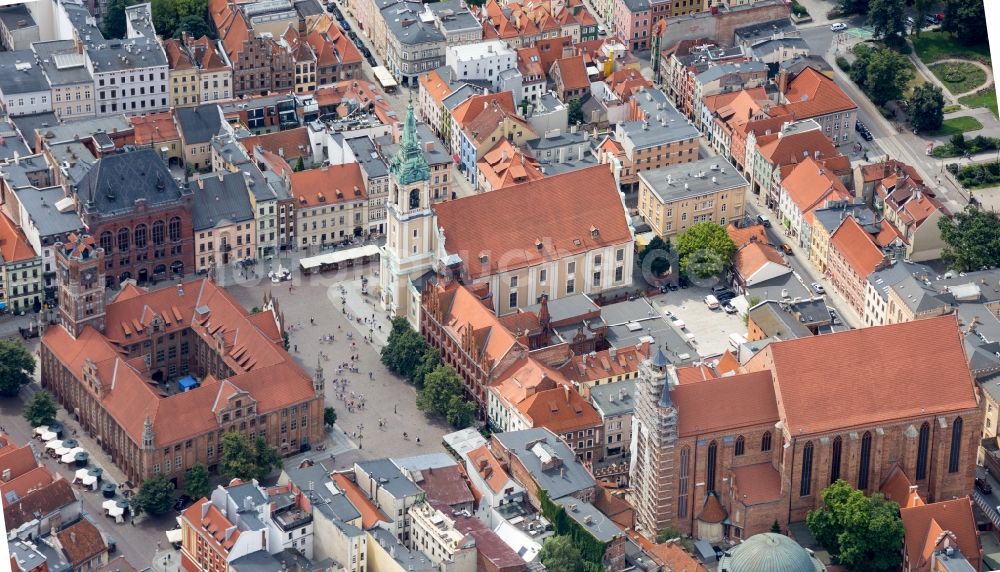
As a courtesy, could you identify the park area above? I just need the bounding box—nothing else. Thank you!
[928,62,988,95]
[913,30,997,118]
[929,116,984,137]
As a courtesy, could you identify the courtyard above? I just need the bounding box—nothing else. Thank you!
[647,284,746,358]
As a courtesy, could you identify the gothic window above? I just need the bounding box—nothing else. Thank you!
[858,431,872,489]
[761,431,772,452]
[134,224,147,249]
[409,189,419,209]
[800,441,814,496]
[949,417,963,473]
[152,221,165,245]
[100,231,113,254]
[677,446,690,518]
[168,217,182,242]
[917,422,930,481]
[830,436,842,484]
[734,435,745,456]
[706,441,718,492]
[117,227,129,251]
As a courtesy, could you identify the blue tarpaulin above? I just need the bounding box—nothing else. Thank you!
[178,376,198,391]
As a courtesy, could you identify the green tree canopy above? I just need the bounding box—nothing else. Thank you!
[942,0,987,46]
[133,474,175,516]
[293,156,305,172]
[939,206,1000,271]
[253,436,281,480]
[0,339,35,397]
[446,395,476,428]
[639,235,672,276]
[174,14,212,39]
[152,0,209,39]
[381,317,428,377]
[220,431,259,482]
[806,480,904,572]
[539,535,584,572]
[675,222,736,279]
[411,347,442,389]
[416,363,473,428]
[851,44,912,105]
[838,0,868,15]
[324,406,337,426]
[908,84,945,132]
[102,0,138,38]
[184,463,211,500]
[867,0,906,43]
[23,390,57,427]
[568,99,584,125]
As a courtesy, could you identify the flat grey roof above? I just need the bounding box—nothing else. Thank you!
[14,186,85,237]
[528,130,588,151]
[356,459,422,498]
[745,271,811,302]
[0,50,51,95]
[493,428,596,500]
[0,123,30,161]
[368,527,436,570]
[867,260,934,301]
[86,36,167,72]
[347,135,389,179]
[0,4,35,31]
[392,453,456,473]
[33,40,94,87]
[37,114,132,144]
[619,88,699,149]
[375,124,450,167]
[812,203,875,234]
[553,498,622,542]
[639,158,748,203]
[176,104,224,145]
[382,3,445,46]
[601,298,695,362]
[747,301,812,340]
[589,379,636,418]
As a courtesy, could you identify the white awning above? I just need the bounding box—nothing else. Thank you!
[299,244,380,271]
[166,529,182,544]
[34,426,49,436]
[46,440,63,450]
[40,431,57,441]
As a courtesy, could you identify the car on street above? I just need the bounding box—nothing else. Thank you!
[829,308,840,325]
[780,244,793,255]
[811,282,826,295]
[339,18,351,31]
[860,129,873,141]
[830,22,847,32]
[361,46,371,58]
[976,477,993,494]
[366,55,377,66]
[756,214,771,227]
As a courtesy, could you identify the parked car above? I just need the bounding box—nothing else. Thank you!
[905,16,915,27]
[855,120,865,132]
[756,214,771,228]
[361,46,371,58]
[811,282,826,295]
[829,308,840,325]
[717,291,737,303]
[704,295,721,310]
[924,14,937,25]
[780,244,793,255]
[860,129,874,141]
[976,477,992,494]
[366,55,377,66]
[830,22,847,32]
[711,284,730,294]
[174,495,193,512]
[723,303,738,314]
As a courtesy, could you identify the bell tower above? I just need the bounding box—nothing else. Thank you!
[55,234,107,339]
[381,99,436,325]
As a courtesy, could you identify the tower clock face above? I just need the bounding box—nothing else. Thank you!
[83,270,95,283]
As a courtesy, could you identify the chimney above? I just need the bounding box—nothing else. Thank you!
[777,68,789,98]
[563,384,570,402]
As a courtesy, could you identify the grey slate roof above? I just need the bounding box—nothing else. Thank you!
[294,0,324,18]
[620,88,698,150]
[86,36,167,72]
[812,203,875,234]
[443,84,478,111]
[601,298,695,363]
[745,270,811,303]
[750,38,810,59]
[283,465,363,529]
[382,2,444,46]
[694,60,767,84]
[33,40,94,87]
[12,111,58,146]
[374,124,450,167]
[189,172,254,231]
[639,158,748,203]
[346,135,389,179]
[356,459,422,499]
[621,0,649,14]
[747,301,811,339]
[493,428,596,500]
[368,527,436,571]
[553,498,622,542]
[0,4,35,31]
[13,186,85,237]
[0,50,51,95]
[37,114,132,145]
[73,148,188,215]
[176,104,224,145]
[589,380,636,418]
[0,153,49,189]
[0,122,30,162]
[867,260,935,302]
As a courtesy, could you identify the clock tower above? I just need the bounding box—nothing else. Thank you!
[55,234,107,338]
[380,100,437,325]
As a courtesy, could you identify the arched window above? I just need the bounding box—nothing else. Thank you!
[100,231,113,254]
[134,224,147,249]
[917,422,930,481]
[168,217,182,242]
[677,446,690,518]
[117,227,129,251]
[858,431,872,490]
[949,417,963,474]
[761,431,772,452]
[800,441,814,496]
[706,441,718,492]
[152,220,165,245]
[409,189,420,209]
[830,436,842,484]
[734,435,745,456]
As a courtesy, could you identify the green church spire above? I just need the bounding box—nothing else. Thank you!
[389,99,430,186]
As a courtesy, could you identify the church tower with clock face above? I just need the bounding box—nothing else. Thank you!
[55,234,107,338]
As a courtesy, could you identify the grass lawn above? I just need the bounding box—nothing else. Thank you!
[904,66,924,99]
[959,88,999,117]
[912,31,992,64]
[928,115,984,136]
[943,104,962,113]
[928,62,988,95]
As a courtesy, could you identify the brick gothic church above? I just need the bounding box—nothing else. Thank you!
[630,315,981,541]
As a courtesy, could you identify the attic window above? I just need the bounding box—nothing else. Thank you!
[479,252,489,264]
[591,226,599,239]
[535,239,543,250]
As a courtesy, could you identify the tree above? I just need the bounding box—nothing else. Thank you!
[867,0,906,43]
[941,0,986,46]
[639,235,672,276]
[838,0,868,15]
[939,206,1000,271]
[253,436,281,480]
[950,132,967,151]
[133,474,175,516]
[220,431,258,482]
[770,520,782,534]
[417,364,465,416]
[0,339,35,397]
[567,98,584,125]
[184,463,211,500]
[23,390,57,427]
[102,0,139,38]
[855,46,912,105]
[912,0,930,36]
[539,535,584,572]
[324,406,337,426]
[907,84,944,132]
[411,347,442,389]
[675,222,736,279]
[293,156,305,172]
[151,0,210,39]
[806,480,904,572]
[446,395,476,428]
[174,13,212,39]
[381,317,427,377]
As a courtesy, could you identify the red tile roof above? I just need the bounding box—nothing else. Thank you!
[880,465,923,509]
[240,126,310,162]
[477,140,545,190]
[432,165,631,279]
[57,518,107,567]
[416,465,475,508]
[1,466,55,508]
[182,498,241,555]
[731,463,783,505]
[558,343,647,383]
[428,282,520,368]
[516,385,602,433]
[830,216,885,279]
[726,223,767,248]
[552,55,589,91]
[0,212,37,263]
[4,478,76,529]
[773,67,857,120]
[290,163,367,207]
[0,442,41,483]
[332,473,389,528]
[733,241,787,282]
[757,128,841,168]
[780,156,852,215]
[670,371,778,437]
[747,315,978,436]
[901,497,981,571]
[466,446,511,495]
[131,112,180,145]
